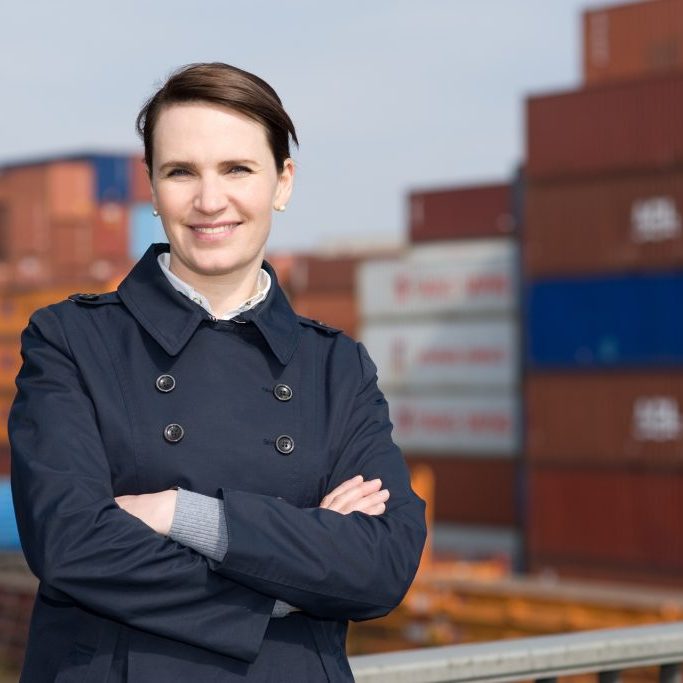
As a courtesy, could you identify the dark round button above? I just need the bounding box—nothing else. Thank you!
[164,423,184,443]
[275,434,294,455]
[273,383,293,402]
[156,374,176,393]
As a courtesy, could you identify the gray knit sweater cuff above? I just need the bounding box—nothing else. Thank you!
[169,488,299,618]
[169,487,228,562]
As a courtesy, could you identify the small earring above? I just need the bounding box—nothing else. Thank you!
[152,209,159,217]
[274,205,286,212]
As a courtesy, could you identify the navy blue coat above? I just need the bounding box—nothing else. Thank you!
[9,242,427,682]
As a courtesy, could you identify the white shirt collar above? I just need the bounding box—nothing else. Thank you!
[157,251,271,320]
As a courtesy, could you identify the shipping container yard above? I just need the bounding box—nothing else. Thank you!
[0,0,682,678]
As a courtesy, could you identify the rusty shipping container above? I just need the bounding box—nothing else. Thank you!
[93,202,129,260]
[584,0,683,86]
[289,254,362,294]
[409,183,514,242]
[290,291,359,338]
[404,454,518,527]
[524,169,683,277]
[526,372,683,465]
[527,73,683,180]
[528,464,683,584]
[130,155,152,203]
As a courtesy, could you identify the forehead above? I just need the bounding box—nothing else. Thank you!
[153,102,270,163]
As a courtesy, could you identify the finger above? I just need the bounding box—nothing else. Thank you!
[363,503,386,516]
[328,479,382,512]
[340,488,389,515]
[320,475,363,508]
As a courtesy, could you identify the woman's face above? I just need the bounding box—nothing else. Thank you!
[150,102,294,284]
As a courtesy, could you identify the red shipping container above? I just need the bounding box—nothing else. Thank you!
[404,454,518,526]
[528,464,683,581]
[6,166,50,257]
[93,202,129,260]
[289,255,362,294]
[526,372,683,466]
[51,219,93,281]
[130,155,152,203]
[584,0,683,86]
[524,169,683,277]
[527,73,683,180]
[409,183,514,242]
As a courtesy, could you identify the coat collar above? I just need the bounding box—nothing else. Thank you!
[117,243,301,364]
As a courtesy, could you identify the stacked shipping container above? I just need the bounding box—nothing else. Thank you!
[0,152,157,547]
[360,201,523,562]
[524,0,683,587]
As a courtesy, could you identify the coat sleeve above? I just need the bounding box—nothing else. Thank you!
[9,308,274,662]
[210,341,427,621]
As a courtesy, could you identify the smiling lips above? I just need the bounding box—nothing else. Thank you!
[189,222,242,241]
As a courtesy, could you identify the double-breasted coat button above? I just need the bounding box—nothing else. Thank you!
[164,423,184,443]
[273,383,293,402]
[275,434,294,455]
[156,374,176,393]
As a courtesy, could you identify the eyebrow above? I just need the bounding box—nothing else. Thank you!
[158,159,260,172]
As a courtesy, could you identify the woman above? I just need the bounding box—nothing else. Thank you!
[9,62,426,682]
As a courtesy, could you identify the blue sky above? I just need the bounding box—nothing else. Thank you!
[1,0,593,251]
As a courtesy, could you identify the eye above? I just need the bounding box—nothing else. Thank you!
[228,165,252,175]
[167,168,191,177]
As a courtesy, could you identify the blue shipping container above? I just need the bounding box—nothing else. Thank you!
[89,154,131,203]
[130,203,168,260]
[0,480,21,550]
[526,272,683,368]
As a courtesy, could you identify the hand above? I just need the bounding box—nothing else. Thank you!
[115,490,178,536]
[319,475,390,515]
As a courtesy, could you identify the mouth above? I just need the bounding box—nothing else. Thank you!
[188,222,242,240]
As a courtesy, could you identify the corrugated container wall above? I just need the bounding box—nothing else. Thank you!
[409,183,514,242]
[526,272,683,368]
[528,464,683,587]
[526,73,683,180]
[403,455,518,527]
[526,372,683,465]
[359,240,518,319]
[524,169,683,277]
[89,155,131,203]
[129,156,152,203]
[584,0,683,86]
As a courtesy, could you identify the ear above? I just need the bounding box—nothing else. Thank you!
[273,158,295,209]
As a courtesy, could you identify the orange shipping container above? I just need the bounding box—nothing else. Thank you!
[404,454,518,527]
[93,202,129,260]
[291,291,359,338]
[45,161,95,220]
[0,389,14,445]
[0,341,22,390]
[526,372,683,466]
[289,255,361,294]
[528,464,683,585]
[524,169,683,277]
[51,218,93,280]
[584,0,683,86]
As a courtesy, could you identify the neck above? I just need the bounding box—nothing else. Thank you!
[168,252,263,315]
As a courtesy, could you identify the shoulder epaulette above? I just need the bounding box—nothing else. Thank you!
[67,291,121,305]
[297,316,342,334]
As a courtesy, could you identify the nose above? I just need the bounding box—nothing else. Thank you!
[193,174,229,215]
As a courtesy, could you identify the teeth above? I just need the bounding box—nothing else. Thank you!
[192,224,238,233]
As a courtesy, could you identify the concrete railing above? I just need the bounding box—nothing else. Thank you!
[349,621,683,683]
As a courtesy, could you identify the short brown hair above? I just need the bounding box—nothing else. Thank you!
[135,62,298,175]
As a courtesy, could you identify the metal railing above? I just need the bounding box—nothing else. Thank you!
[349,621,683,683]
